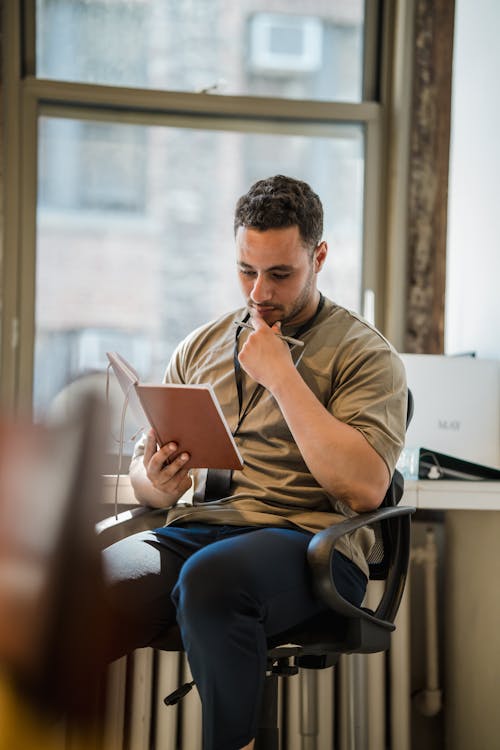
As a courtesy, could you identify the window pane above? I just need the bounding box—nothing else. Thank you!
[35,117,363,463]
[36,0,365,102]
[445,0,500,358]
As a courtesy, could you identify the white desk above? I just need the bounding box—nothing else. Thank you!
[401,479,500,511]
[103,474,500,512]
[102,473,138,506]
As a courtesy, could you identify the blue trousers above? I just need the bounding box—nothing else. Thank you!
[102,523,367,750]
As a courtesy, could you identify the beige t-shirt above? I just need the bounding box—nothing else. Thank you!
[132,297,407,576]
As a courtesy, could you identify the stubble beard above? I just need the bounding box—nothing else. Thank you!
[278,268,317,328]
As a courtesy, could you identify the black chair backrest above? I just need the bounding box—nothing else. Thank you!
[366,388,414,582]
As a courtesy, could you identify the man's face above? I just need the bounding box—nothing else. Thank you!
[235,225,327,327]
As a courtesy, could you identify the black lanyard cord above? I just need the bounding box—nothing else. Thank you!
[233,310,251,422]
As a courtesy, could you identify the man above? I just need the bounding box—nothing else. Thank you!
[103,175,407,750]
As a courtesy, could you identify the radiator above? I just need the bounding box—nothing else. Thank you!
[103,583,411,750]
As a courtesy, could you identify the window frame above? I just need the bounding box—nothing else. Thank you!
[2,0,412,413]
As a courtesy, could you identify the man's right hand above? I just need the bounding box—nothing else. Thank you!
[129,430,192,508]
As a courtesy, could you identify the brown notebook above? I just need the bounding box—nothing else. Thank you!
[106,351,243,470]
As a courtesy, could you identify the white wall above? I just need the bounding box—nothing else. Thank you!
[445,0,500,358]
[445,511,500,748]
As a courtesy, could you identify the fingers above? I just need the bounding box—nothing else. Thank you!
[143,429,159,465]
[249,312,268,331]
[143,430,191,494]
[143,430,183,470]
[248,313,283,342]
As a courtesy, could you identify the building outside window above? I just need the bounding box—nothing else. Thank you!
[4,0,387,468]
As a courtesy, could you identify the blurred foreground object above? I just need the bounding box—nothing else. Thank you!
[0,391,112,747]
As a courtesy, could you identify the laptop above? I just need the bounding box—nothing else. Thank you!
[400,354,500,471]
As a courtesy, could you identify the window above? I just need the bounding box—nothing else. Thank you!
[445,0,500,358]
[36,0,365,102]
[35,119,364,420]
[3,0,391,469]
[39,119,147,213]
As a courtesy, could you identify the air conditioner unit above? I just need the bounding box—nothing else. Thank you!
[248,13,323,75]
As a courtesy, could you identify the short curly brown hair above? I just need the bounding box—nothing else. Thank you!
[233,175,323,253]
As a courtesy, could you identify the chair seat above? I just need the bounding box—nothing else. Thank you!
[148,604,393,670]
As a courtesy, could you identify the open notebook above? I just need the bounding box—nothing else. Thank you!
[106,352,243,470]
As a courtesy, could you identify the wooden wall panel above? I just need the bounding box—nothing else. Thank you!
[405,0,455,353]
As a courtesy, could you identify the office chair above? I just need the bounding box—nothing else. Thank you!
[97,389,415,749]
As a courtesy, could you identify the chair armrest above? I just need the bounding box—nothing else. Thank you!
[96,506,169,548]
[307,506,416,628]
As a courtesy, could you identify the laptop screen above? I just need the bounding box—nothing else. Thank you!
[400,354,500,470]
